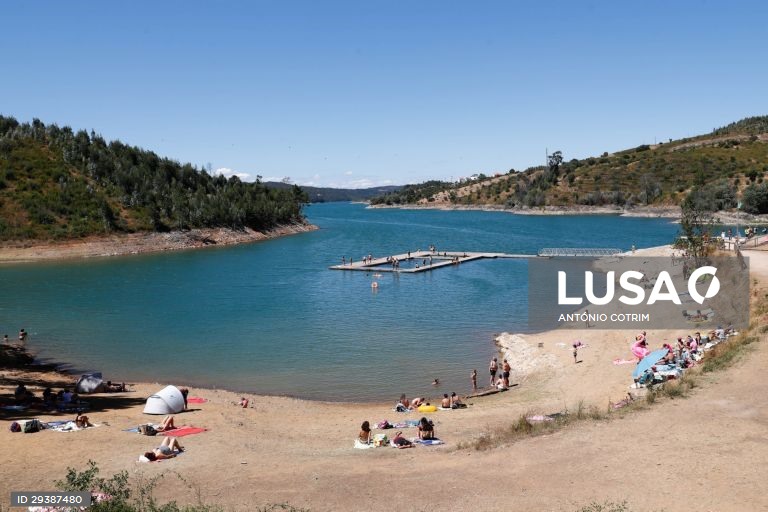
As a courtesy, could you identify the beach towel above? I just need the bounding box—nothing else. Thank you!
[613,358,638,365]
[354,439,374,450]
[159,426,207,437]
[43,420,70,428]
[413,438,443,446]
[51,422,101,432]
[187,397,207,404]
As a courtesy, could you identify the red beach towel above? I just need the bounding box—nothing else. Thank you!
[187,397,207,404]
[160,426,207,437]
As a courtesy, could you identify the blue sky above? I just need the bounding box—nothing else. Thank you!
[2,1,766,188]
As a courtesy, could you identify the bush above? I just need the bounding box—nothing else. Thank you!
[741,184,768,214]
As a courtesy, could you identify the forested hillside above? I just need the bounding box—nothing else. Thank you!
[371,116,768,213]
[0,116,308,240]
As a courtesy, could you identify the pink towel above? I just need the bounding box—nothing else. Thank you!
[160,426,207,437]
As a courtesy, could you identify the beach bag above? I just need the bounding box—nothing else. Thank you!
[23,419,41,433]
[139,424,157,436]
[9,421,21,433]
[373,433,388,447]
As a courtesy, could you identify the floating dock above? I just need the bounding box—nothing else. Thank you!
[329,250,535,273]
[329,248,623,273]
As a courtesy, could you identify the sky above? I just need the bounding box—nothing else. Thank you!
[2,1,767,188]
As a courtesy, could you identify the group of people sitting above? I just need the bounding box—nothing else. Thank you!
[631,327,735,385]
[395,391,465,412]
[440,392,465,409]
[14,384,81,408]
[358,417,435,449]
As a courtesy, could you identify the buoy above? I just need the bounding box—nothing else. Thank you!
[371,282,378,289]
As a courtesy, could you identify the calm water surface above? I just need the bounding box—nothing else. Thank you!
[0,203,678,401]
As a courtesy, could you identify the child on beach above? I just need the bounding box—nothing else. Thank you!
[572,341,584,363]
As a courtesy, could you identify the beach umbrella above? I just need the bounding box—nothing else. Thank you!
[632,348,670,379]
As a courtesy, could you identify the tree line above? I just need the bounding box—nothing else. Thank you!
[0,116,308,240]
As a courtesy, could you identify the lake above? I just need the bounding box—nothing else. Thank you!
[0,203,678,401]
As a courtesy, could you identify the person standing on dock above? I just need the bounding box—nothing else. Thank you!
[489,357,498,386]
[342,256,346,265]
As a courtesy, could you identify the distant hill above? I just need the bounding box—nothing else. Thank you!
[265,182,402,202]
[0,116,309,241]
[370,115,768,213]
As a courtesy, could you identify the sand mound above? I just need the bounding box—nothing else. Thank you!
[496,332,560,381]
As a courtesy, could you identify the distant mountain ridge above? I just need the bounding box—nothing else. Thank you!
[370,115,768,214]
[265,182,402,202]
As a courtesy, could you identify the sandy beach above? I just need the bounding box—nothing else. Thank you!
[1,247,767,511]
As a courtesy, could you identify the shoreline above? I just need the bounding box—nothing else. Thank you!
[0,222,319,263]
[368,202,768,224]
[0,243,675,405]
[367,202,682,218]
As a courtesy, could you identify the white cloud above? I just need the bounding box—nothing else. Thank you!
[214,167,253,182]
[344,171,354,176]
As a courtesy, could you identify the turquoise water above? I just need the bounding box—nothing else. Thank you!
[0,203,678,401]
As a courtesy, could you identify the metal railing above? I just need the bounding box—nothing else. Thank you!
[537,248,622,257]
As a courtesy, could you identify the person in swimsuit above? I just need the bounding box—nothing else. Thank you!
[489,357,498,386]
[502,359,511,387]
[450,392,466,408]
[418,417,435,440]
[441,394,451,408]
[471,369,477,390]
[143,436,184,461]
[156,415,176,432]
[75,413,93,428]
[391,431,413,448]
[359,421,372,444]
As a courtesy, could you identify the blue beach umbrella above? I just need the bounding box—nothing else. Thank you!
[632,348,670,379]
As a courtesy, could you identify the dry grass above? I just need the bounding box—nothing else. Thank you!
[457,400,612,451]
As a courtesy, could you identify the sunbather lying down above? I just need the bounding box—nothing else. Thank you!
[141,437,184,461]
[391,431,413,449]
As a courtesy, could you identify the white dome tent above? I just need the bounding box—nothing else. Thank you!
[143,385,186,415]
